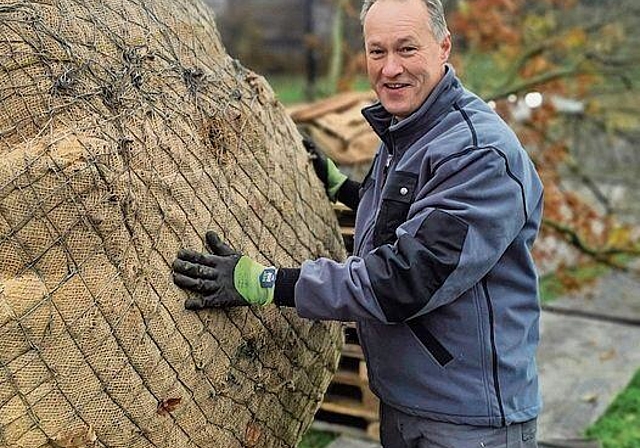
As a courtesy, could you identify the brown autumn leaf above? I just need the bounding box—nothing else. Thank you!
[599,348,617,362]
[245,422,262,447]
[156,397,182,416]
[581,393,599,403]
[50,425,97,447]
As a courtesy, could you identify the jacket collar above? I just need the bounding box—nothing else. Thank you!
[362,65,464,153]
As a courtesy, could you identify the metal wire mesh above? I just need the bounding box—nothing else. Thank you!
[0,1,345,447]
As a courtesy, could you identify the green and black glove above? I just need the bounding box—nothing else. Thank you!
[172,231,277,309]
[303,137,347,202]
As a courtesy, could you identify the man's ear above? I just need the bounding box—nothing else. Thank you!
[439,33,452,63]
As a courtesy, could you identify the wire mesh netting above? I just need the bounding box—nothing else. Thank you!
[0,0,345,447]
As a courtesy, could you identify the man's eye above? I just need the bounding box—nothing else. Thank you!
[401,47,417,54]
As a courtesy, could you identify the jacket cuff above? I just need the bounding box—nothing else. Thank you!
[273,268,300,307]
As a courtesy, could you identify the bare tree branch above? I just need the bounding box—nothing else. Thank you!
[542,218,640,271]
[487,66,583,101]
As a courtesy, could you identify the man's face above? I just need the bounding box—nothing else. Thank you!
[363,0,451,119]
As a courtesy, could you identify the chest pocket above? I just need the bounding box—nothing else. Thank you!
[373,171,418,247]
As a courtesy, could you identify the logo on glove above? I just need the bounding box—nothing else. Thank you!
[259,267,277,288]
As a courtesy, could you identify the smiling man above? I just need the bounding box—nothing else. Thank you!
[363,0,451,119]
[173,0,544,446]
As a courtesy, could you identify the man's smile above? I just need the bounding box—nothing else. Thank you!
[383,82,411,90]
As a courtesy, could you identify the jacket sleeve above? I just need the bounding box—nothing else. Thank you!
[294,146,536,323]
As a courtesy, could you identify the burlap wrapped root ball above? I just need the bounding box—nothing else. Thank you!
[0,1,346,447]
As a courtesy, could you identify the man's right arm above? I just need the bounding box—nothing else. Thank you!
[303,137,361,210]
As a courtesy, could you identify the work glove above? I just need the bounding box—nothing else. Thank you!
[303,137,347,202]
[172,231,277,309]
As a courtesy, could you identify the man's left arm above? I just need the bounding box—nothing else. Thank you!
[172,148,541,323]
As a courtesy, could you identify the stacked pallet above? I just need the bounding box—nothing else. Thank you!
[288,91,378,168]
[316,322,380,441]
[312,204,380,441]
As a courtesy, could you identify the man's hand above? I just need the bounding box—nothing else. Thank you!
[303,137,347,202]
[172,231,277,309]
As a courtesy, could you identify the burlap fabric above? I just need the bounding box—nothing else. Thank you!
[0,1,345,447]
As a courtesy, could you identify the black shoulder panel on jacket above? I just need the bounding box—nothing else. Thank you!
[364,209,468,322]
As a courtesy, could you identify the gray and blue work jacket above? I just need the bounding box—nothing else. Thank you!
[276,66,544,427]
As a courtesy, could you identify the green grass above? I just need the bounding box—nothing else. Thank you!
[539,262,612,303]
[298,429,337,448]
[267,74,371,105]
[586,368,640,448]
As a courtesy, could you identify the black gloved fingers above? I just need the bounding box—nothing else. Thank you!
[205,231,237,256]
[173,272,221,294]
[207,295,249,308]
[184,294,249,310]
[303,138,329,187]
[172,258,218,279]
[175,248,226,268]
[184,296,208,310]
[302,137,321,158]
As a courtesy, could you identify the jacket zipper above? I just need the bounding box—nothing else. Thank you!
[381,147,394,188]
[482,278,506,426]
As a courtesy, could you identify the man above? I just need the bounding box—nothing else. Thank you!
[172,0,544,446]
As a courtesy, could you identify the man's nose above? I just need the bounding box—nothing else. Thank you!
[381,54,404,78]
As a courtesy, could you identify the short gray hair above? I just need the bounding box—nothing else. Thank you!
[360,0,449,43]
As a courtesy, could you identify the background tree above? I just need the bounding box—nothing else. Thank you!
[448,0,640,272]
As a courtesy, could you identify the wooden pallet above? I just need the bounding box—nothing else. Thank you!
[288,91,378,166]
[318,324,380,440]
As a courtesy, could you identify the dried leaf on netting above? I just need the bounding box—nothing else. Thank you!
[245,421,262,447]
[156,397,182,416]
[50,425,98,448]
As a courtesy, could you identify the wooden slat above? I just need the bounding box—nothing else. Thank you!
[333,202,350,212]
[340,226,355,237]
[341,343,364,360]
[320,396,379,420]
[333,203,356,228]
[332,370,364,387]
[288,91,376,123]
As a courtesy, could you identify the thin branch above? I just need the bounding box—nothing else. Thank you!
[542,218,640,271]
[487,66,583,101]
[520,119,614,214]
[499,43,548,90]
[564,159,614,215]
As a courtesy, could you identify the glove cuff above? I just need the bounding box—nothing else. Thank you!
[234,256,276,306]
[327,158,348,202]
[274,268,300,307]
